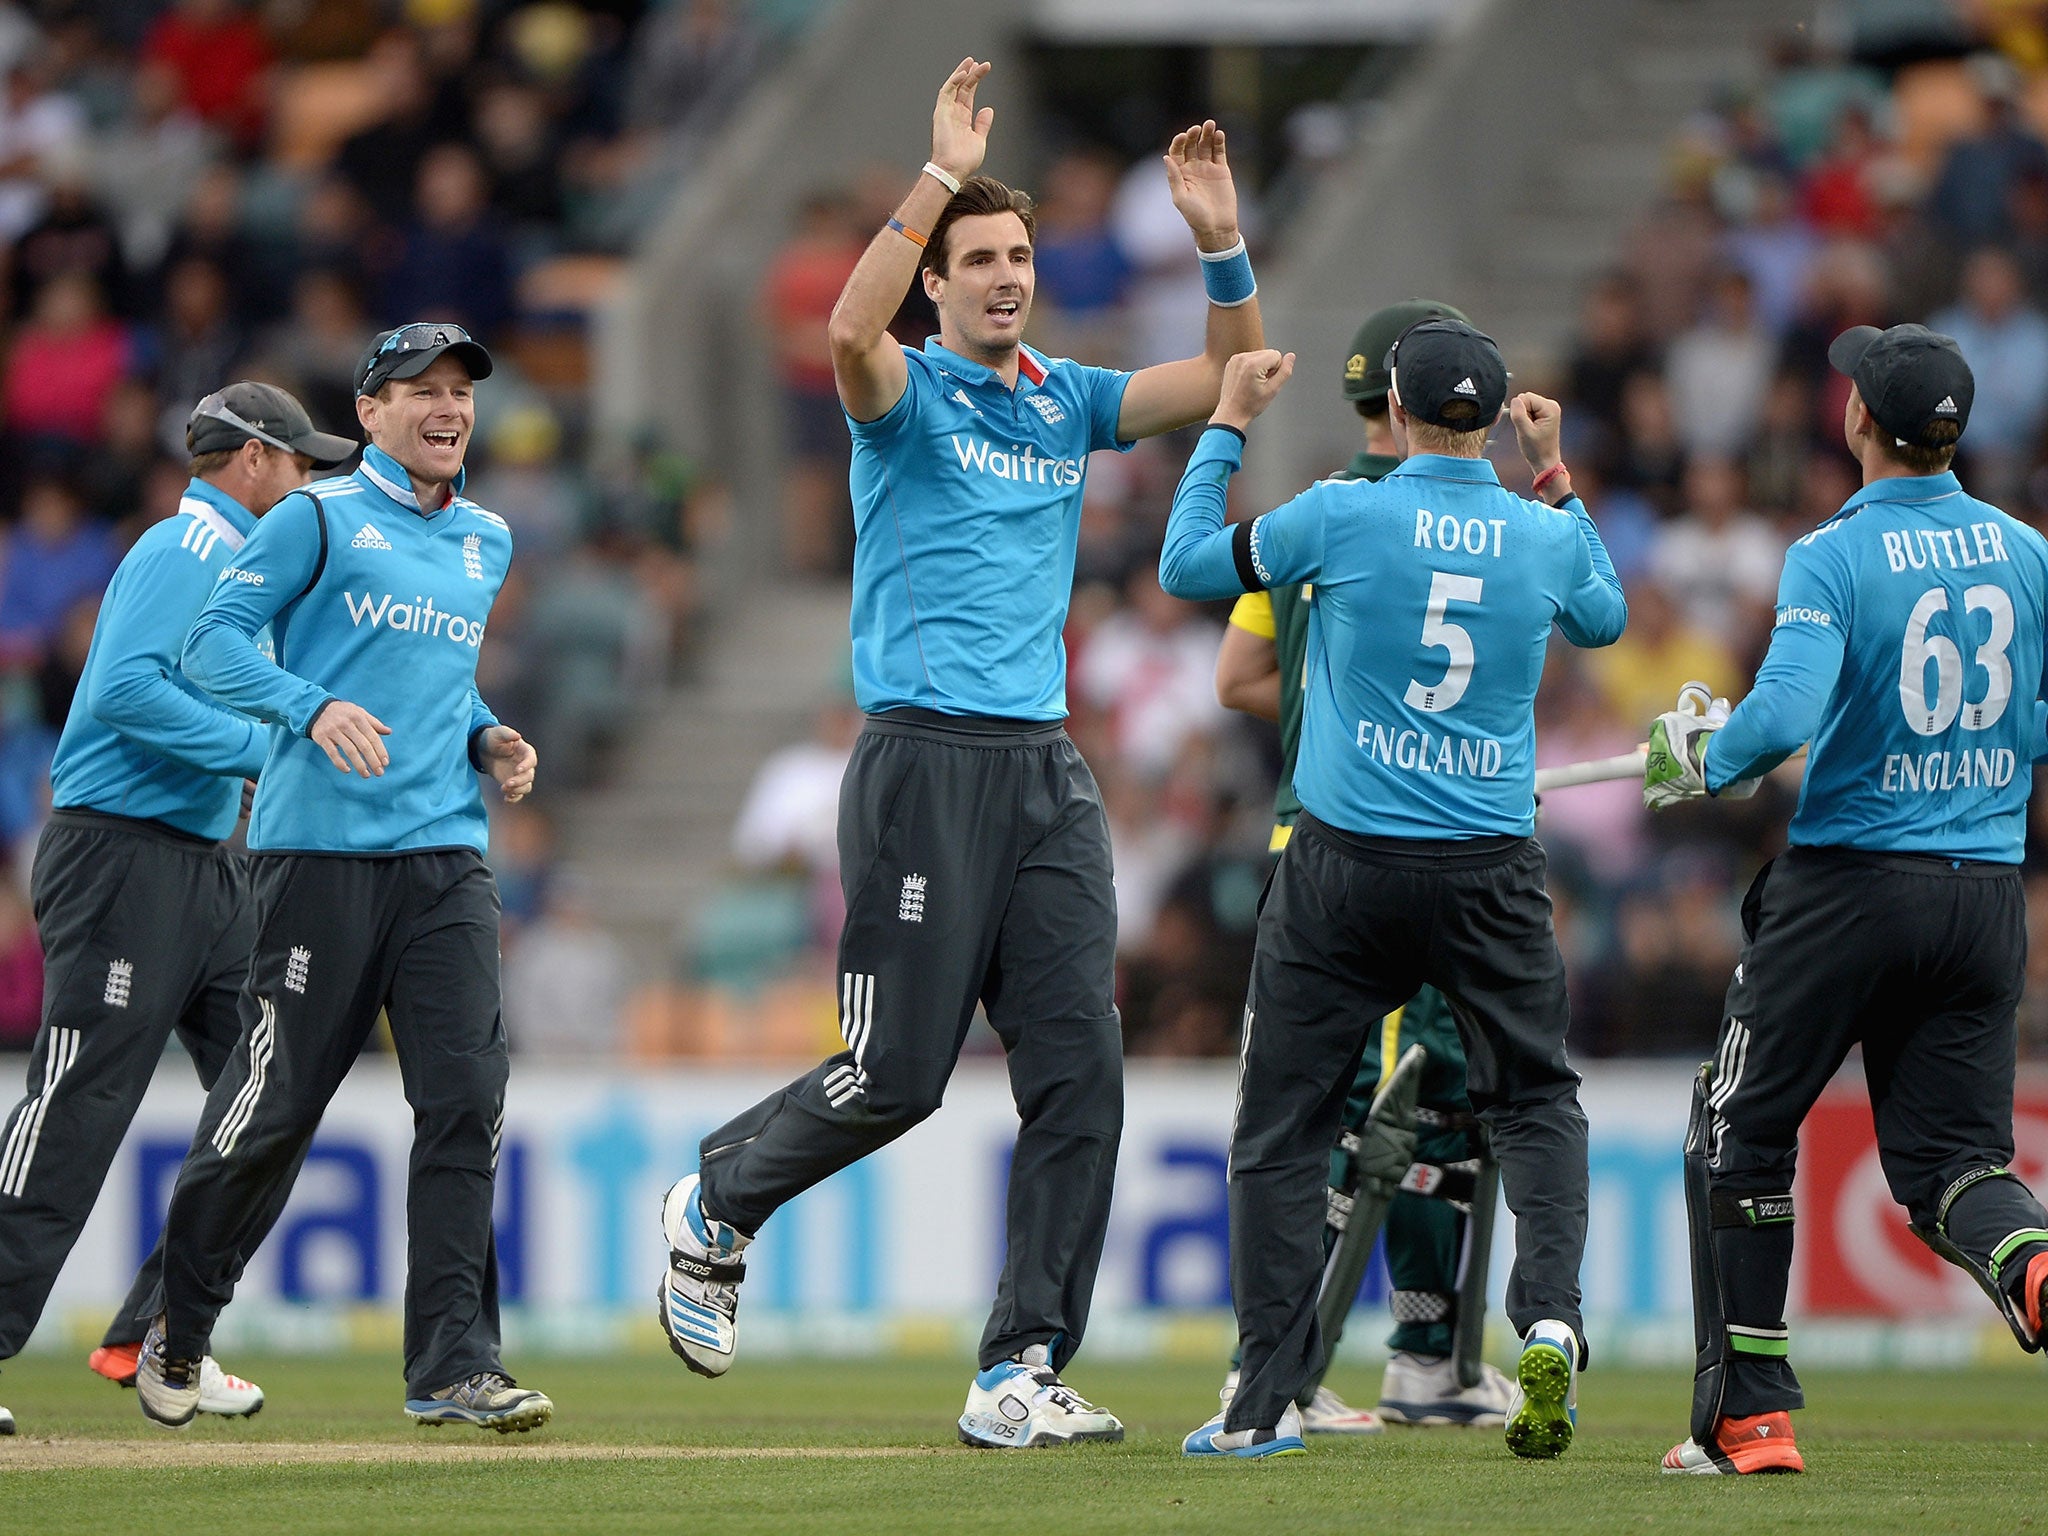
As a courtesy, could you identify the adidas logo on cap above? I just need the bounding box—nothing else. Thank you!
[1453,376,1479,397]
[1935,395,1957,413]
[351,522,393,550]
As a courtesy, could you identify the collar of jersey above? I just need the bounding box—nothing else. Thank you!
[920,336,1049,391]
[181,476,257,539]
[1383,454,1501,485]
[1830,470,1963,524]
[358,443,466,517]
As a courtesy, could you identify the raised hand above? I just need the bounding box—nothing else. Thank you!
[1162,121,1240,246]
[932,56,994,181]
[1214,349,1296,430]
[1509,392,1564,475]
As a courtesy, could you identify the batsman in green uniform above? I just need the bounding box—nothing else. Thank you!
[1210,301,1514,1429]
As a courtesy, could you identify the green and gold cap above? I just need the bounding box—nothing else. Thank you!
[1342,298,1471,404]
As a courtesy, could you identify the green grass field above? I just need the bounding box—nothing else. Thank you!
[1,1353,2043,1534]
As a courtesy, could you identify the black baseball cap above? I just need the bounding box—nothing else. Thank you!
[355,321,495,397]
[186,381,357,466]
[1342,299,1470,404]
[1827,323,1973,447]
[1387,318,1508,428]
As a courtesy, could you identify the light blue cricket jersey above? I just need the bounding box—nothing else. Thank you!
[49,478,273,841]
[1160,429,1628,839]
[846,338,1133,719]
[1707,471,2048,863]
[181,444,506,854]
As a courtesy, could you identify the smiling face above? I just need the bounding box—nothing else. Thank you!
[356,354,475,487]
[924,210,1034,362]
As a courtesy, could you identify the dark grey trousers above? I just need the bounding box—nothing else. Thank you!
[0,812,275,1361]
[156,850,508,1399]
[1226,815,1588,1434]
[698,710,1123,1373]
[1706,847,2048,1416]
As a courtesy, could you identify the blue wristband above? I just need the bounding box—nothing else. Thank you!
[1198,237,1256,308]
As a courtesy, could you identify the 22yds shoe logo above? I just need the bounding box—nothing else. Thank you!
[343,591,487,647]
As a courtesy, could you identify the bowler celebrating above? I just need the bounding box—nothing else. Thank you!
[657,56,1263,1447]
[137,324,548,1434]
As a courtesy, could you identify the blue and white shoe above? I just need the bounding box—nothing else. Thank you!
[1504,1319,1579,1460]
[1183,1400,1307,1458]
[959,1344,1124,1448]
[405,1372,552,1433]
[658,1174,750,1378]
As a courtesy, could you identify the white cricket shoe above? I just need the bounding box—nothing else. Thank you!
[197,1357,264,1417]
[135,1316,200,1429]
[657,1174,750,1378]
[1377,1350,1514,1427]
[1219,1369,1381,1433]
[1182,1400,1307,1458]
[1504,1319,1579,1460]
[405,1372,553,1433]
[0,1404,14,1435]
[959,1344,1124,1448]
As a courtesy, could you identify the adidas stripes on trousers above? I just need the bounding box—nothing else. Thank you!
[155,850,508,1398]
[0,811,279,1361]
[0,811,288,1368]
[1704,847,2048,1416]
[697,709,1124,1373]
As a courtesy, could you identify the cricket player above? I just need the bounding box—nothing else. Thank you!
[656,56,1263,1447]
[0,385,353,1437]
[1211,299,1513,1432]
[135,324,549,1434]
[1647,323,2048,1475]
[1158,325,1625,1459]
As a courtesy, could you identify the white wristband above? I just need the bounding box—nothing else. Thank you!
[922,161,962,195]
[1196,235,1248,263]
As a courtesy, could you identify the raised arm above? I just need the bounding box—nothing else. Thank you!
[87,544,269,778]
[1115,122,1265,440]
[828,57,992,423]
[1159,350,1323,602]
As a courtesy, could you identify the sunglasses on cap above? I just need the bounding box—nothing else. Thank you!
[191,392,302,456]
[375,321,475,361]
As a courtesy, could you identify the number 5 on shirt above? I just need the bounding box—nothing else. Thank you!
[1406,571,1484,713]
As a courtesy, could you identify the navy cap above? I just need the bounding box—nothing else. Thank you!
[355,321,495,398]
[1387,318,1507,429]
[1827,323,1972,448]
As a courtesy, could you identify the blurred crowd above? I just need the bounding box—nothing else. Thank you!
[0,0,835,1051]
[731,5,2048,1066]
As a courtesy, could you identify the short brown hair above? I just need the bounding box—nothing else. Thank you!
[1404,397,1489,456]
[1885,418,1961,474]
[189,447,240,476]
[926,176,1036,278]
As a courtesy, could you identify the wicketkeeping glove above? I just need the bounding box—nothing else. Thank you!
[1642,683,1757,810]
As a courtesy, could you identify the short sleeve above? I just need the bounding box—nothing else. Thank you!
[1229,591,1276,638]
[845,347,935,443]
[1081,364,1135,454]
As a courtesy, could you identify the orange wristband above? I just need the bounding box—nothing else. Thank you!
[887,217,927,248]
